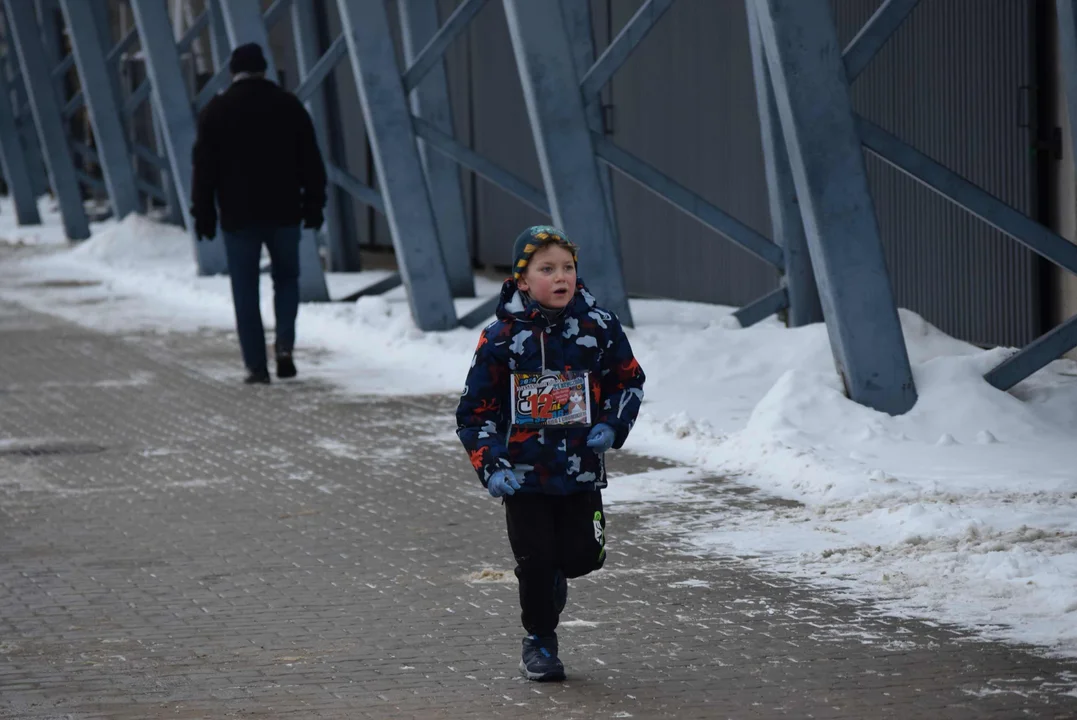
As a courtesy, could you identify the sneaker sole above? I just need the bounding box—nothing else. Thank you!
[518,660,565,682]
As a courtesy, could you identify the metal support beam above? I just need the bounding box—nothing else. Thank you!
[752,0,916,415]
[4,0,90,239]
[561,0,620,243]
[124,79,152,115]
[459,295,501,329]
[3,54,50,198]
[842,0,921,82]
[593,134,783,268]
[294,35,346,104]
[579,0,675,101]
[0,53,42,224]
[985,314,1077,391]
[401,0,486,94]
[130,0,228,274]
[60,0,140,219]
[503,0,632,324]
[263,0,293,31]
[413,117,549,214]
[732,286,789,327]
[746,1,821,326]
[857,116,1077,275]
[152,102,184,224]
[36,0,65,94]
[336,0,458,330]
[208,0,230,70]
[293,0,346,274]
[399,0,474,298]
[325,162,385,214]
[219,0,328,302]
[338,273,403,302]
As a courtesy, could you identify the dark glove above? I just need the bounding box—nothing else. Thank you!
[487,468,521,498]
[192,208,216,241]
[302,207,324,231]
[586,423,616,453]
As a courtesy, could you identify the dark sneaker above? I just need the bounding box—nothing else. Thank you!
[244,368,271,385]
[275,351,297,379]
[554,570,567,615]
[520,634,565,682]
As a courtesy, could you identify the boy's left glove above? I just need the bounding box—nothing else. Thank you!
[586,423,616,453]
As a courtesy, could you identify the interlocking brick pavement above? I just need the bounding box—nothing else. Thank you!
[1,297,1076,719]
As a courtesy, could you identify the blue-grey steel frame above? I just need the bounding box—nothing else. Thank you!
[129,0,228,275]
[336,0,457,331]
[746,2,822,328]
[58,0,139,220]
[502,0,633,325]
[0,24,50,200]
[4,0,89,240]
[398,0,475,299]
[752,0,917,415]
[292,0,345,272]
[0,43,40,225]
[216,0,329,304]
[559,0,619,249]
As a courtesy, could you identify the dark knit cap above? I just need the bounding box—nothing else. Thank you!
[229,43,268,75]
[511,225,578,281]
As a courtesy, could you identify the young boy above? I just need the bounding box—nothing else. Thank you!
[456,225,646,681]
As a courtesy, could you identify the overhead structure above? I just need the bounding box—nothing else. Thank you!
[0,0,1074,412]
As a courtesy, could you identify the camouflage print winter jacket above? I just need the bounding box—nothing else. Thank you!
[456,279,646,495]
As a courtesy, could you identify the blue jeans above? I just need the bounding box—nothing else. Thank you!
[222,225,301,372]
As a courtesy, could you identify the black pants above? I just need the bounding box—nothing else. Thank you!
[504,490,606,637]
[222,226,301,372]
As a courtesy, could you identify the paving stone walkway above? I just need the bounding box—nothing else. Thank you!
[1,297,1076,719]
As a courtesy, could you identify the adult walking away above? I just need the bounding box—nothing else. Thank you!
[191,43,327,384]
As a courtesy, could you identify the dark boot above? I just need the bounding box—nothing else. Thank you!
[520,634,565,682]
[275,347,297,379]
[244,367,271,385]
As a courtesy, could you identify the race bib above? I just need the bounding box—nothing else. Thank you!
[511,370,592,427]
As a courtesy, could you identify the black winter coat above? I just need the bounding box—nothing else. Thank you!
[191,77,326,233]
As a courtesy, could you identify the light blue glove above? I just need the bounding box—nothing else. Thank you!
[586,423,616,453]
[487,468,521,498]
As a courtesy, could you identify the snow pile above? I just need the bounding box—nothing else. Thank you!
[2,206,1075,656]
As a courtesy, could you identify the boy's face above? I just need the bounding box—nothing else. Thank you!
[518,244,577,309]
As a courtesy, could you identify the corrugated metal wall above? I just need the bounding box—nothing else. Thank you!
[271,0,1044,348]
[834,0,1043,348]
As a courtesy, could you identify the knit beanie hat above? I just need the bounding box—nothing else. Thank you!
[229,43,268,75]
[511,225,578,281]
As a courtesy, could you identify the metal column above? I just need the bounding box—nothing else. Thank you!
[336,0,457,331]
[503,0,632,324]
[219,0,329,303]
[398,0,475,298]
[293,0,346,274]
[559,0,619,238]
[207,0,230,70]
[752,0,916,414]
[4,0,90,239]
[130,0,228,275]
[746,1,822,327]
[0,52,41,224]
[60,0,139,220]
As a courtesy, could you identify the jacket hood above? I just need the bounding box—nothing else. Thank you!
[495,278,597,325]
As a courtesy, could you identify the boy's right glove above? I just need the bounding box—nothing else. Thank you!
[487,468,521,498]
